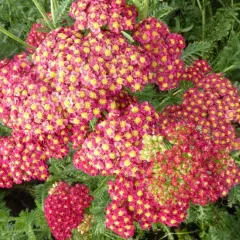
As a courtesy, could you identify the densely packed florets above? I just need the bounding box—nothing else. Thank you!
[0,130,69,185]
[0,53,71,186]
[0,160,14,188]
[0,53,41,129]
[133,17,185,90]
[32,27,84,91]
[26,23,48,53]
[163,62,240,150]
[0,134,49,184]
[0,4,239,240]
[105,122,240,238]
[106,202,135,238]
[44,182,93,240]
[33,16,186,93]
[73,101,159,176]
[69,0,138,33]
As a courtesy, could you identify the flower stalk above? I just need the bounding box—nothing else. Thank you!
[31,0,55,30]
[0,26,36,50]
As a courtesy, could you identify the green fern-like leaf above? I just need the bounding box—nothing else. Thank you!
[207,208,240,240]
[228,185,240,207]
[148,1,175,20]
[130,81,193,112]
[212,33,240,74]
[0,122,12,136]
[206,8,237,42]
[181,41,212,65]
[55,0,73,26]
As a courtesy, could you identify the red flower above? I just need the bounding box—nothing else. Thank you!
[44,182,93,240]
[26,23,48,53]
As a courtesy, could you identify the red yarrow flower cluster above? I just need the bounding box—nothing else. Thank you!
[0,159,14,188]
[69,0,138,34]
[0,134,49,185]
[0,6,239,240]
[164,62,240,150]
[0,53,47,130]
[44,182,93,240]
[78,30,151,93]
[26,23,48,53]
[182,59,211,84]
[154,122,240,205]
[106,202,135,239]
[0,54,71,187]
[33,17,185,93]
[0,130,69,185]
[73,101,159,176]
[133,17,185,90]
[33,27,84,92]
[33,27,151,93]
[105,122,240,238]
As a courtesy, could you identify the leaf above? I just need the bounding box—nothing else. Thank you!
[31,0,54,30]
[0,122,12,136]
[26,224,37,240]
[89,117,98,132]
[228,185,240,207]
[34,184,50,211]
[50,0,58,26]
[181,41,212,65]
[206,8,237,42]
[130,81,193,112]
[212,33,240,74]
[121,30,135,43]
[55,0,73,27]
[150,2,175,20]
[0,25,35,50]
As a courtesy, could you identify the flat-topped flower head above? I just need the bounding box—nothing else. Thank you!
[0,160,13,188]
[73,101,159,176]
[133,18,185,91]
[105,121,240,238]
[33,27,84,91]
[160,62,240,151]
[0,53,49,131]
[0,134,49,185]
[106,202,135,239]
[69,0,137,34]
[26,23,48,53]
[44,182,93,240]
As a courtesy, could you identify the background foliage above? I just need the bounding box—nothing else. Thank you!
[0,0,239,239]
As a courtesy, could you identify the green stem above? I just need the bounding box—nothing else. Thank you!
[0,26,36,50]
[222,64,236,73]
[92,176,109,195]
[173,89,183,96]
[197,0,205,41]
[160,225,174,240]
[50,0,58,27]
[176,230,201,235]
[31,0,55,30]
[196,0,206,59]
[230,12,240,25]
[196,0,202,11]
[199,206,205,232]
[6,0,12,25]
[202,0,206,41]
[142,0,149,20]
[207,1,213,21]
[121,31,135,43]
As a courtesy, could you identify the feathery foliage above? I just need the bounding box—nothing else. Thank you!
[181,41,212,66]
